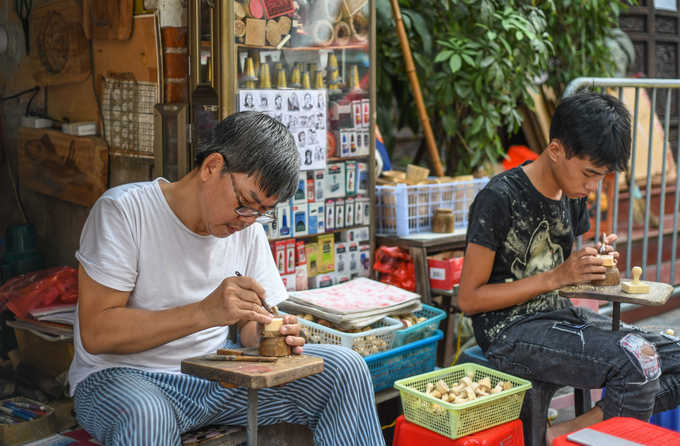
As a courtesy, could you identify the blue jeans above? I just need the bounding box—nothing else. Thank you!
[485,307,680,420]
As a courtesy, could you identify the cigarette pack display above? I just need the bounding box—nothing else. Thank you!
[306,242,318,277]
[308,272,335,289]
[354,196,364,225]
[325,163,345,198]
[281,273,296,292]
[348,242,359,274]
[335,198,345,229]
[296,241,306,266]
[291,204,308,237]
[345,197,354,227]
[325,199,335,231]
[317,234,335,273]
[345,161,357,195]
[314,170,325,202]
[295,265,308,291]
[357,163,369,194]
[292,172,308,205]
[359,245,371,278]
[335,242,348,275]
[276,203,291,238]
[285,239,297,275]
[308,201,325,234]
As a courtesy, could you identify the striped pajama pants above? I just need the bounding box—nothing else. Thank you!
[73,344,386,446]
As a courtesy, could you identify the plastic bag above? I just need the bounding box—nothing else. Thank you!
[372,246,416,292]
[0,266,78,318]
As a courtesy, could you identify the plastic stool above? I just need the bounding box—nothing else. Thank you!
[459,346,591,446]
[552,417,680,445]
[393,415,524,446]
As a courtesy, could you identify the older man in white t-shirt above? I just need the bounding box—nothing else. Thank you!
[69,112,385,446]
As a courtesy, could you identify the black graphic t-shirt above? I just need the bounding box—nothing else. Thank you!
[466,161,591,352]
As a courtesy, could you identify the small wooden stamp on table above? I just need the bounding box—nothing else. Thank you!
[591,254,620,286]
[259,317,291,357]
[621,267,650,294]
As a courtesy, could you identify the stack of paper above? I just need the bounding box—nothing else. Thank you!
[280,278,422,329]
[6,303,76,342]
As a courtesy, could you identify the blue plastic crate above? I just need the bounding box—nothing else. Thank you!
[364,329,443,392]
[393,304,447,348]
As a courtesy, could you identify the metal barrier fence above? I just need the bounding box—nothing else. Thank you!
[564,78,680,285]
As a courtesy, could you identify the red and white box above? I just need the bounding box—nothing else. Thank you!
[270,240,287,275]
[427,250,464,290]
[285,239,297,275]
[280,273,296,292]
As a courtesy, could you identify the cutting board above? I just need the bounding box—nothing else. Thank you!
[17,128,109,207]
[83,0,133,40]
[30,0,91,86]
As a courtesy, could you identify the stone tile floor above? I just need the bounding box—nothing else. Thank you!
[551,307,680,425]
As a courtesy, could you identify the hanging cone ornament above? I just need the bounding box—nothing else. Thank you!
[276,69,287,89]
[314,70,325,89]
[349,65,363,92]
[289,67,302,89]
[302,71,311,89]
[241,57,258,89]
[259,63,271,89]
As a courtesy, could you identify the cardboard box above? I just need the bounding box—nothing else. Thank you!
[335,242,348,275]
[335,198,345,229]
[306,243,319,277]
[276,203,292,238]
[295,265,308,291]
[0,397,55,446]
[308,201,324,234]
[285,239,297,275]
[362,98,370,129]
[356,128,364,155]
[336,273,352,284]
[317,234,335,273]
[270,240,287,274]
[292,171,308,205]
[345,197,354,227]
[308,272,335,289]
[359,245,371,278]
[313,170,325,202]
[281,273,296,292]
[361,196,370,222]
[335,129,350,157]
[345,161,357,195]
[326,163,345,198]
[14,328,74,378]
[291,204,308,237]
[349,129,358,156]
[427,250,464,290]
[306,177,315,203]
[362,130,369,156]
[356,163,369,194]
[296,241,306,266]
[352,100,362,128]
[325,199,335,231]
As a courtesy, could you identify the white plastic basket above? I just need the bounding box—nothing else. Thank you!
[375,178,489,236]
[298,316,402,356]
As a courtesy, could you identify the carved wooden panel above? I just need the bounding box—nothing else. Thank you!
[621,15,647,32]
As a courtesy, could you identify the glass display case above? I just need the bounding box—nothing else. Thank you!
[189,0,376,290]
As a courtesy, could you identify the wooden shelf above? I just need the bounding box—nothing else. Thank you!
[328,155,369,162]
[268,224,370,242]
[237,43,368,51]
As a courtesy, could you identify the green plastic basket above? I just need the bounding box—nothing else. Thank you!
[393,363,532,439]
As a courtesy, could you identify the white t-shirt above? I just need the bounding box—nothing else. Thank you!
[68,178,287,392]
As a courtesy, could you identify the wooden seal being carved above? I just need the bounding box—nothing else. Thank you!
[259,317,291,357]
[592,255,620,286]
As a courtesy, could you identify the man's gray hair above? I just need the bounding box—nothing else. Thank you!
[195,111,300,203]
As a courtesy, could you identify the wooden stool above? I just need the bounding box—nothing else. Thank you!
[182,353,324,446]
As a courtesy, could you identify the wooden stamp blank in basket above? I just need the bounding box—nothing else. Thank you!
[558,280,673,307]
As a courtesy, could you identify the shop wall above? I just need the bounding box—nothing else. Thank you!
[0,1,188,270]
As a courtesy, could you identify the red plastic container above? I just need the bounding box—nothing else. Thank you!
[552,417,680,445]
[393,416,524,446]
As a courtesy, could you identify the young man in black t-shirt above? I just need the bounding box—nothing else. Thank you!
[459,92,680,444]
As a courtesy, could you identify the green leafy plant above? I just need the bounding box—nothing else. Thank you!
[377,0,629,175]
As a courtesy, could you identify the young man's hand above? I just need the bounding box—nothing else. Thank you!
[551,233,619,288]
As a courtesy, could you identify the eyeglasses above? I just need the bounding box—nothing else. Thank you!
[223,156,276,224]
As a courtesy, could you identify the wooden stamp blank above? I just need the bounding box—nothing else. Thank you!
[245,18,266,46]
[598,255,614,267]
[621,267,650,294]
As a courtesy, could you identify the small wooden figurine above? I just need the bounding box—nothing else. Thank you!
[621,266,650,294]
[592,234,620,286]
[259,317,292,357]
